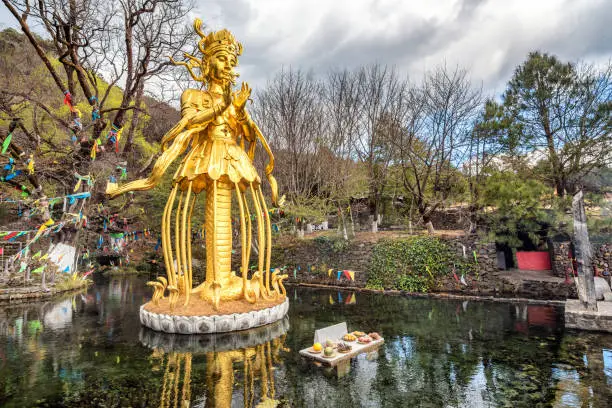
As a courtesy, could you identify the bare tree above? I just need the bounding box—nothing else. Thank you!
[394,65,482,233]
[253,68,326,203]
[322,68,363,238]
[353,64,407,232]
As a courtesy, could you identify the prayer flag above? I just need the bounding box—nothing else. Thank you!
[1,132,12,154]
[31,265,45,274]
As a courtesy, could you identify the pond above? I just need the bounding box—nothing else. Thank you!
[1,275,612,407]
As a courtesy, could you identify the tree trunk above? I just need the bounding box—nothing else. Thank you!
[338,206,348,241]
[572,190,597,310]
[123,84,145,154]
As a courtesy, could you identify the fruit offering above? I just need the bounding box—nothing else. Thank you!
[352,331,366,337]
[337,342,352,353]
[325,339,335,348]
[324,346,335,357]
[368,332,381,340]
[357,336,372,344]
[313,342,323,352]
[343,334,357,342]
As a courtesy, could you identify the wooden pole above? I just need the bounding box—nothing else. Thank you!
[572,190,597,310]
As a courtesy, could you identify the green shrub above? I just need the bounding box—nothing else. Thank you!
[367,237,467,292]
[313,235,350,254]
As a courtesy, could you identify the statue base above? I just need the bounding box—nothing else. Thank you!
[140,296,289,334]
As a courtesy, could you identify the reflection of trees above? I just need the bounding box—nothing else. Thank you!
[281,288,575,407]
[3,282,612,407]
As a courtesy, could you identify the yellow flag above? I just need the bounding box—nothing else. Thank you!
[347,271,355,281]
[34,218,54,240]
[329,295,335,305]
[328,268,333,277]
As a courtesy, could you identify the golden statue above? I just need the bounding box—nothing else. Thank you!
[107,18,287,312]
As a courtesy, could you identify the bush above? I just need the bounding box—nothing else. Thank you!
[367,237,466,292]
[313,235,350,254]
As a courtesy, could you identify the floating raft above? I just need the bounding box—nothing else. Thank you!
[298,338,384,367]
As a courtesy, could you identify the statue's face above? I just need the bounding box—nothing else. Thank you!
[208,49,237,84]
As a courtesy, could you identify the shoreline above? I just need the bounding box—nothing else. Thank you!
[284,281,568,306]
[0,280,91,304]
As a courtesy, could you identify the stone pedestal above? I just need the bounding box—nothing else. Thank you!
[140,298,289,334]
[565,299,612,332]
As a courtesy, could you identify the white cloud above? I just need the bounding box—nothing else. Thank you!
[1,0,610,96]
[193,0,612,95]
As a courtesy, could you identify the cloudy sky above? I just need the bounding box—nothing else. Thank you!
[2,0,611,97]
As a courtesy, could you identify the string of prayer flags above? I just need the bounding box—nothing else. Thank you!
[3,231,19,241]
[343,270,355,281]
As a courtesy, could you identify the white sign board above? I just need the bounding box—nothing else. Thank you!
[314,322,348,344]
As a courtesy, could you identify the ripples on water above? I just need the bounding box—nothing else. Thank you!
[1,275,612,407]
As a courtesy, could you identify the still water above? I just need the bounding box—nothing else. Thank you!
[1,275,612,407]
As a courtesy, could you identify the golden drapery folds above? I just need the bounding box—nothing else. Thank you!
[107,18,286,311]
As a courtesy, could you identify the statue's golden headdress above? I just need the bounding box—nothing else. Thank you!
[194,19,242,57]
[170,18,242,83]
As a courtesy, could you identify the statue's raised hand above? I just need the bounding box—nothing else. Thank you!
[232,82,251,112]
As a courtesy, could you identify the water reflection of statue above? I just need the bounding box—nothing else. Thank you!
[107,18,286,310]
[142,318,289,407]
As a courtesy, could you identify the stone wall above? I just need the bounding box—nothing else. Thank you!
[271,233,501,292]
[593,242,611,276]
[551,240,611,278]
[271,236,374,288]
[551,241,573,278]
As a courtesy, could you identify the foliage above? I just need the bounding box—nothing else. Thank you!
[500,51,612,196]
[480,171,557,248]
[313,235,350,254]
[367,237,469,292]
